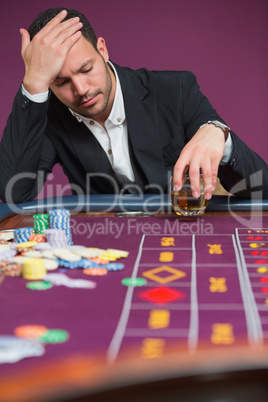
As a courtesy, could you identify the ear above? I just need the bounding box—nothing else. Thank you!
[97,37,109,62]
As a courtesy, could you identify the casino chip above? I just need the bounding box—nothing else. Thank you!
[0,249,16,261]
[33,242,54,251]
[83,268,108,276]
[53,248,81,262]
[0,336,45,363]
[0,261,22,277]
[33,214,50,234]
[26,281,53,290]
[56,258,98,269]
[122,277,147,287]
[107,249,129,258]
[0,244,10,253]
[90,257,109,265]
[22,258,47,280]
[44,229,68,248]
[39,329,69,344]
[103,263,125,271]
[0,230,14,242]
[49,209,72,245]
[29,234,46,243]
[43,258,59,270]
[20,250,43,258]
[14,325,49,339]
[14,227,34,243]
[71,246,104,259]
[16,241,37,249]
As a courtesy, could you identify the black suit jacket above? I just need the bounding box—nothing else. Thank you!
[0,63,268,203]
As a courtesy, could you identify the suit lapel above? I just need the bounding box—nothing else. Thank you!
[115,64,166,191]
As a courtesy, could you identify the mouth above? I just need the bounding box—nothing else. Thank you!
[79,95,98,108]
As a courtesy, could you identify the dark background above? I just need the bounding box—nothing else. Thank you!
[1,0,267,198]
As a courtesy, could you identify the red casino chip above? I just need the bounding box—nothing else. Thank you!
[14,325,49,338]
[83,268,108,276]
[28,234,46,243]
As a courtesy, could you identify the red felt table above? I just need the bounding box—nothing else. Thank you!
[0,211,268,402]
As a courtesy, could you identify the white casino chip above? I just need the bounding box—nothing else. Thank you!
[53,248,81,262]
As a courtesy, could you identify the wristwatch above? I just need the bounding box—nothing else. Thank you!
[207,120,230,141]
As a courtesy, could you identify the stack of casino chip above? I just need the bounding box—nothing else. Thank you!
[22,258,46,280]
[0,249,16,261]
[49,209,72,245]
[33,214,50,235]
[14,227,34,243]
[44,229,68,248]
[0,260,22,277]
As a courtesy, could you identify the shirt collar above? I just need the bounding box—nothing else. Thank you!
[69,61,125,126]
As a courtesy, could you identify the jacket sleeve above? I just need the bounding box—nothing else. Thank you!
[0,87,57,203]
[181,72,268,199]
[218,132,268,198]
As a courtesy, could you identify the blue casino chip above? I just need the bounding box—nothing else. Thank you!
[14,227,34,243]
[103,263,125,271]
[49,209,70,216]
[56,258,99,269]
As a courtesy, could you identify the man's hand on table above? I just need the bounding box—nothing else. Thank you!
[173,124,226,200]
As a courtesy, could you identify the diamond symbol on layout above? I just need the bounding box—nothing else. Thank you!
[142,266,186,284]
[138,286,185,305]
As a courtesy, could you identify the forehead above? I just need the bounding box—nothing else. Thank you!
[61,36,98,73]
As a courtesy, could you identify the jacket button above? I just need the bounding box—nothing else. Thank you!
[22,98,28,110]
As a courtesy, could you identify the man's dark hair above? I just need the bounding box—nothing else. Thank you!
[28,8,98,50]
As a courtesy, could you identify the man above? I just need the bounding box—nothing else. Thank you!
[0,7,267,204]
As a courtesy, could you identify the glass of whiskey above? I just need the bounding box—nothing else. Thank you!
[170,174,208,216]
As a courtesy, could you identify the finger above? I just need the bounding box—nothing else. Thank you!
[188,164,202,198]
[54,20,83,47]
[211,153,221,192]
[173,157,189,191]
[60,28,82,51]
[20,28,30,57]
[46,17,81,41]
[202,167,213,200]
[201,150,222,200]
[38,10,68,36]
[34,11,80,45]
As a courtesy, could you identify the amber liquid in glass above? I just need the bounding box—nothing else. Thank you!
[171,189,208,216]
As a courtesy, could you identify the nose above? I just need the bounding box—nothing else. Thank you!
[72,77,88,97]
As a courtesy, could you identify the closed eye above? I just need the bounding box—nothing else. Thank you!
[54,79,68,87]
[82,67,93,74]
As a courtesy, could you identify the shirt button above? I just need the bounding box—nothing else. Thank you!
[22,98,28,110]
[117,118,121,123]
[108,149,112,155]
[90,120,94,125]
